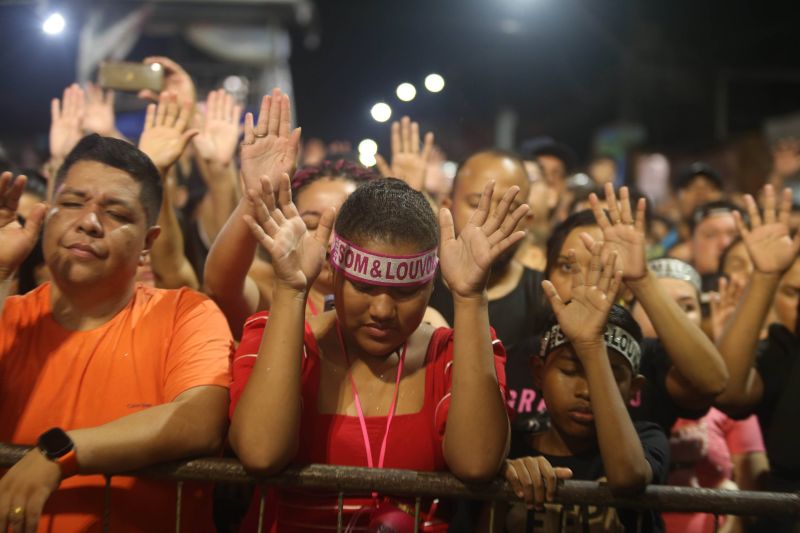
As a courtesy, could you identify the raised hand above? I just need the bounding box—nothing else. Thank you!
[439,181,529,298]
[138,91,199,174]
[193,89,242,166]
[0,173,46,279]
[243,173,334,292]
[83,82,117,137]
[541,242,622,347]
[735,185,800,275]
[240,88,302,194]
[375,116,434,191]
[139,56,197,107]
[504,456,573,510]
[582,183,647,281]
[50,84,85,161]
[709,276,745,343]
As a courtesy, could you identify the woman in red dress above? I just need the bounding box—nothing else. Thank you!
[229,175,528,531]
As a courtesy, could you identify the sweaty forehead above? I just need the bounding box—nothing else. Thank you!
[60,161,141,195]
[456,154,529,194]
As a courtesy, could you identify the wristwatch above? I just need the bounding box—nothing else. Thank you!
[37,427,79,479]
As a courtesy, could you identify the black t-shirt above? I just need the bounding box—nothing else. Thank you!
[628,339,708,433]
[755,324,800,483]
[505,422,669,533]
[428,267,549,429]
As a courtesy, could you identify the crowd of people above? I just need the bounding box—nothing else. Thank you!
[0,55,798,533]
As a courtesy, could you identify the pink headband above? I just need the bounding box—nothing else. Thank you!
[329,232,438,287]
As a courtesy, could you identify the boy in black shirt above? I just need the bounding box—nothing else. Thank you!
[495,243,669,532]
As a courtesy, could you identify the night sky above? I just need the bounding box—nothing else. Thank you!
[1,0,799,165]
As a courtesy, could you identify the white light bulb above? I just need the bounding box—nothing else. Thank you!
[358,139,378,156]
[424,74,445,93]
[42,13,66,35]
[370,103,392,123]
[359,152,377,167]
[396,83,417,102]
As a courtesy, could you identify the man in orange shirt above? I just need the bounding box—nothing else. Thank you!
[0,133,232,532]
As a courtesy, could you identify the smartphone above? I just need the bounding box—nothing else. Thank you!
[98,62,164,93]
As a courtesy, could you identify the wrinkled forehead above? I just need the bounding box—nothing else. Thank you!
[57,161,143,202]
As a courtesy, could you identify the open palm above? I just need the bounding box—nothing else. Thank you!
[194,89,242,166]
[542,243,621,345]
[243,174,333,292]
[736,185,800,274]
[83,82,116,137]
[0,173,46,278]
[50,84,85,161]
[584,183,647,281]
[375,116,434,191]
[139,92,198,173]
[439,181,528,298]
[240,88,301,193]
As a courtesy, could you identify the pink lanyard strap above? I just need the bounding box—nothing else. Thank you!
[307,297,319,317]
[335,321,406,469]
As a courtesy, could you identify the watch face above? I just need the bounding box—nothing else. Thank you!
[38,427,74,459]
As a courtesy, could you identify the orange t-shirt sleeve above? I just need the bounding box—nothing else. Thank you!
[163,289,233,401]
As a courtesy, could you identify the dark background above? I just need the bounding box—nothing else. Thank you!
[1,0,799,169]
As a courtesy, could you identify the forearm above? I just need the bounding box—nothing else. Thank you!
[150,180,199,290]
[204,200,259,300]
[204,200,263,335]
[229,287,306,474]
[197,160,239,243]
[68,386,228,475]
[444,293,510,482]
[715,272,778,409]
[629,272,728,396]
[580,345,651,492]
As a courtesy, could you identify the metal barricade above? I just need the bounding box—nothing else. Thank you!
[2,443,798,532]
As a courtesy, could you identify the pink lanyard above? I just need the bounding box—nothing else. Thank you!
[335,321,406,469]
[307,297,319,317]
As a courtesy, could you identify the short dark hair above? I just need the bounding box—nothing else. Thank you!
[335,178,439,251]
[520,138,576,175]
[54,134,163,226]
[545,209,598,278]
[674,162,723,192]
[688,200,743,234]
[291,159,378,198]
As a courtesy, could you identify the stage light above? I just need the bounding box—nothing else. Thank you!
[370,103,392,123]
[358,139,378,156]
[424,74,445,93]
[396,83,416,102]
[223,75,244,92]
[359,152,377,167]
[42,13,65,35]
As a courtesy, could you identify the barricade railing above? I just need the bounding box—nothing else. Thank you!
[2,442,798,532]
